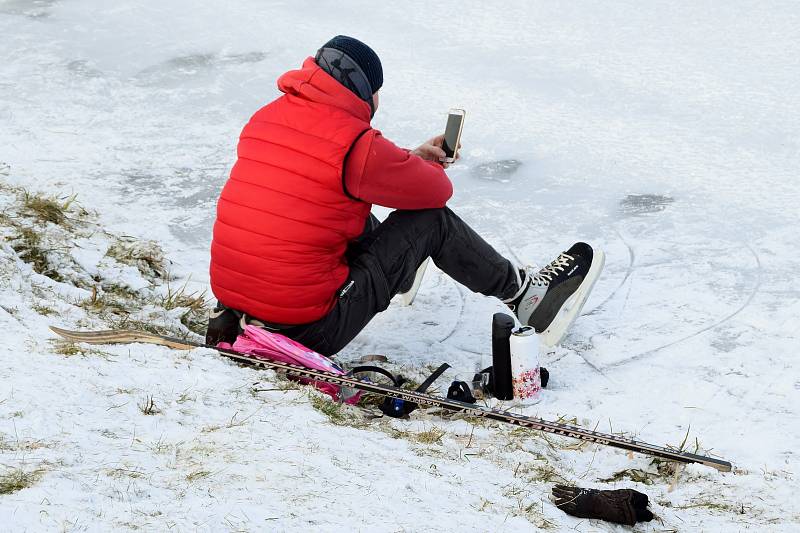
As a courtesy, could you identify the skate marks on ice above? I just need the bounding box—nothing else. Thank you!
[562,194,674,317]
[133,51,268,87]
[583,228,636,318]
[575,195,758,370]
[566,229,637,375]
[0,0,58,19]
[618,194,675,216]
[437,278,466,345]
[605,242,763,369]
[582,194,670,319]
[470,159,522,183]
[585,237,763,370]
[65,59,104,80]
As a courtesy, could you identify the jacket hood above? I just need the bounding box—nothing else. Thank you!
[277,57,372,122]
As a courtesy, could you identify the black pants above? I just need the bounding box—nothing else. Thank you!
[284,207,518,356]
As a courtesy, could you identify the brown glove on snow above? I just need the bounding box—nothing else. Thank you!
[552,485,654,526]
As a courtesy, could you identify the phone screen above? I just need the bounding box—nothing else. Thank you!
[442,113,464,158]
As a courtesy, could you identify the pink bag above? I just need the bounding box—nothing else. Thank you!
[218,325,362,404]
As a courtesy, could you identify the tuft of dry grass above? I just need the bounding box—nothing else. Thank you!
[201,410,259,433]
[672,496,749,515]
[106,315,177,337]
[78,293,127,315]
[50,340,114,361]
[385,425,449,446]
[145,436,174,455]
[308,393,370,428]
[415,426,446,445]
[600,467,658,485]
[0,467,43,495]
[138,395,161,415]
[502,485,558,529]
[0,434,51,452]
[161,281,209,335]
[106,467,145,480]
[2,186,88,282]
[310,394,348,425]
[602,427,705,485]
[513,460,565,484]
[186,470,212,483]
[22,192,68,226]
[162,281,207,311]
[176,391,196,404]
[31,302,56,316]
[9,226,63,281]
[51,341,83,357]
[106,238,168,280]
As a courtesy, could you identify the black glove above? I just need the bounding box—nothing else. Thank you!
[552,485,654,526]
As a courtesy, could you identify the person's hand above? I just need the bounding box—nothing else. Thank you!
[411,134,461,168]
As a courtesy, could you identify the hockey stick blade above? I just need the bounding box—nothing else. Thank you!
[50,326,732,472]
[50,326,197,350]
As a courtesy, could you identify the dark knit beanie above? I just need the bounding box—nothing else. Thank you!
[317,35,383,96]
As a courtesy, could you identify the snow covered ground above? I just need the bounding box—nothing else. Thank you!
[2,0,799,531]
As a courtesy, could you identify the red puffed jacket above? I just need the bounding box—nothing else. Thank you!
[210,58,453,324]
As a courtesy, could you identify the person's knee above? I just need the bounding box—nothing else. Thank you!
[390,206,452,228]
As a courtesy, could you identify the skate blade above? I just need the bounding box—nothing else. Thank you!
[540,249,606,347]
[398,258,429,306]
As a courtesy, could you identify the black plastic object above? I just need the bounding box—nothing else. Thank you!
[376,363,450,418]
[447,381,476,403]
[491,313,515,400]
[540,367,550,388]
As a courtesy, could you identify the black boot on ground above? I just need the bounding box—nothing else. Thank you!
[204,302,242,346]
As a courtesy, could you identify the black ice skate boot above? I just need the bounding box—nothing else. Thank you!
[504,242,604,346]
[205,302,242,346]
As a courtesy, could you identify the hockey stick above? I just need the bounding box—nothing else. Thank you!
[50,326,732,472]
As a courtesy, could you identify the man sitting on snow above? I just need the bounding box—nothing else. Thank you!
[206,35,604,356]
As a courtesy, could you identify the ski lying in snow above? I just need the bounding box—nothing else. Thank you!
[50,326,732,472]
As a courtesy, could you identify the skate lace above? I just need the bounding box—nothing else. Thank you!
[527,253,574,287]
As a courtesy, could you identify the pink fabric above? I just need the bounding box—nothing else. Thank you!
[218,325,362,404]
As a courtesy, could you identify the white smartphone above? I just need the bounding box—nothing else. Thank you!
[441,108,465,164]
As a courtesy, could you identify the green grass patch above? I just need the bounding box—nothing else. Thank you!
[31,302,56,316]
[310,394,348,425]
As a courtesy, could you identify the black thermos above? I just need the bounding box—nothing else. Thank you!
[491,312,515,400]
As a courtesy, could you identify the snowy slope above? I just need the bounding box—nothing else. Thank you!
[2,1,799,531]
